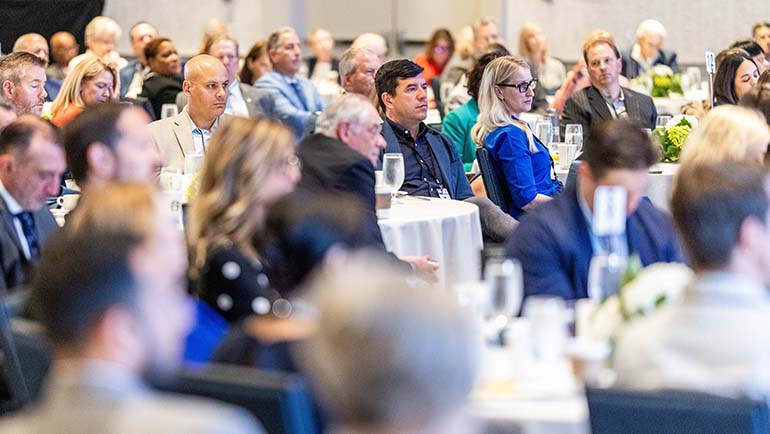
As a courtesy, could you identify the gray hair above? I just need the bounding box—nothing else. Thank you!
[339,47,376,80]
[315,93,375,136]
[636,19,667,39]
[84,16,122,47]
[267,27,297,51]
[298,251,479,430]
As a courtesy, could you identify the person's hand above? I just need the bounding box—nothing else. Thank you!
[400,255,440,284]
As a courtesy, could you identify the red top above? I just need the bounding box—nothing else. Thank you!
[414,53,443,84]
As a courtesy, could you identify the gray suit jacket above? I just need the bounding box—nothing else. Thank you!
[560,85,657,154]
[175,82,271,119]
[0,199,58,293]
[0,364,262,434]
[149,107,229,172]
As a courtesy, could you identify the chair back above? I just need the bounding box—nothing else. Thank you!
[476,147,512,211]
[586,387,770,434]
[0,289,32,413]
[157,364,319,434]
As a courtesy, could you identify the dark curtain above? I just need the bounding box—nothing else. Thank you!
[0,0,104,55]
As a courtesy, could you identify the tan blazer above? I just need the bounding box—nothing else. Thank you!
[149,107,228,172]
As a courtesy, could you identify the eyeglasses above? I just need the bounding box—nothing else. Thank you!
[497,79,538,93]
[433,46,450,53]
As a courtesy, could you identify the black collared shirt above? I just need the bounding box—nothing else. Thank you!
[385,118,444,197]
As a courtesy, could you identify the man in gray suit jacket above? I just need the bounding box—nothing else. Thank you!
[150,55,229,172]
[0,189,262,434]
[0,117,66,293]
[561,33,657,154]
[254,27,324,140]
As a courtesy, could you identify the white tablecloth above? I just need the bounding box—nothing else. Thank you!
[378,197,483,286]
[556,163,678,212]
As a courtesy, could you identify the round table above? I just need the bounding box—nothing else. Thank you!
[378,196,483,286]
[556,163,678,212]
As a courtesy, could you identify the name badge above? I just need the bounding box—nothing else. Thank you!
[438,188,451,200]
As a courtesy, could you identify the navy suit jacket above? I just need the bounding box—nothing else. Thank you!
[0,199,58,293]
[621,48,679,79]
[381,119,473,200]
[505,182,683,300]
[297,133,384,247]
[253,71,323,140]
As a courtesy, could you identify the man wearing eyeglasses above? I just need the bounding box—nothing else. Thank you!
[561,33,656,154]
[376,59,517,242]
[254,27,325,140]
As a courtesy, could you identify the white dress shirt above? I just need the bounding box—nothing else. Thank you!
[0,179,31,260]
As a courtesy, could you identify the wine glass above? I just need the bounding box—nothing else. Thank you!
[485,257,523,330]
[522,295,569,361]
[565,124,583,154]
[382,153,405,198]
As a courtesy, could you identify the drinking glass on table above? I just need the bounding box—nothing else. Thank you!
[183,153,205,175]
[382,153,405,198]
[564,124,583,154]
[161,103,179,119]
[484,257,524,331]
[523,295,569,362]
[534,119,553,144]
[656,115,672,129]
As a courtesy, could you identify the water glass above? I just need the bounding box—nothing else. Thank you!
[586,254,626,300]
[534,120,553,144]
[564,124,583,154]
[159,168,182,191]
[183,153,205,175]
[655,115,672,129]
[686,67,701,92]
[382,153,405,196]
[484,257,523,328]
[161,103,179,119]
[523,295,569,361]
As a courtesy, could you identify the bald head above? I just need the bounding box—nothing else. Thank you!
[50,32,78,68]
[13,33,49,66]
[183,55,229,126]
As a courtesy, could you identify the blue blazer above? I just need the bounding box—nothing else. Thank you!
[505,182,683,300]
[621,48,679,79]
[253,71,324,140]
[119,59,139,97]
[381,119,473,200]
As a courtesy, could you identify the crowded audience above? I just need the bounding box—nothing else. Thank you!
[4,10,770,434]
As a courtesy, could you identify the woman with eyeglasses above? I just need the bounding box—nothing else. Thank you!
[472,56,562,218]
[188,116,301,323]
[414,28,454,85]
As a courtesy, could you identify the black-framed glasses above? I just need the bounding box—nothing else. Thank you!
[497,79,538,93]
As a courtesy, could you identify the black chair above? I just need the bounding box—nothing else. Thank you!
[0,288,34,414]
[156,364,319,434]
[586,387,770,434]
[429,77,445,119]
[476,147,512,211]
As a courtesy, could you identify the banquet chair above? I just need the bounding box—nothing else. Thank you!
[476,147,512,211]
[586,387,770,434]
[155,363,319,434]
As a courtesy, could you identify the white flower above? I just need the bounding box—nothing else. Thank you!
[665,114,698,130]
[580,262,693,342]
[652,65,674,76]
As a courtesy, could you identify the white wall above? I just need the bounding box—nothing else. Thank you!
[105,0,770,64]
[502,0,770,64]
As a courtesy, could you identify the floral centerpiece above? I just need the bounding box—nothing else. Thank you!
[579,259,693,343]
[652,115,697,162]
[630,65,683,97]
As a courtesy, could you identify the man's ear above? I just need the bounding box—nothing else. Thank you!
[182,80,192,97]
[0,154,15,175]
[86,142,116,180]
[1,80,14,100]
[381,92,393,111]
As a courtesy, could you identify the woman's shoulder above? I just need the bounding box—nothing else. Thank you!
[487,123,527,143]
[204,244,264,276]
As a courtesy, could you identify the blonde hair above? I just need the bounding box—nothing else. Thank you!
[518,23,546,62]
[51,56,118,115]
[66,182,159,239]
[681,105,770,165]
[471,56,537,152]
[188,117,295,276]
